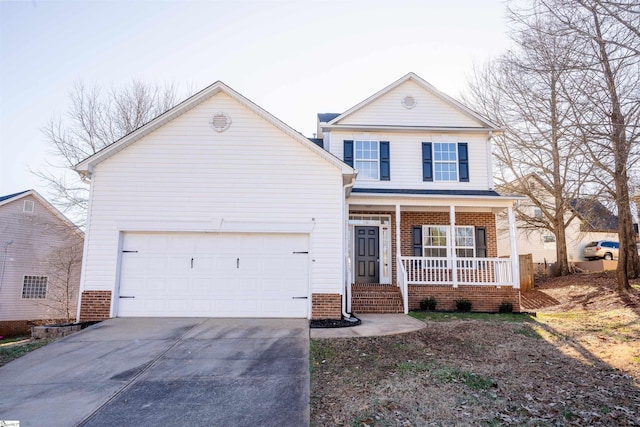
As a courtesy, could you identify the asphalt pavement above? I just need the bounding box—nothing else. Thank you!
[0,317,309,427]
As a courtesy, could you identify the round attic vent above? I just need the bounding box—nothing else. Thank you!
[402,95,416,109]
[211,112,231,132]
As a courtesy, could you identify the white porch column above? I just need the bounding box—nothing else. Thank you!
[449,204,458,288]
[395,204,401,284]
[507,206,520,288]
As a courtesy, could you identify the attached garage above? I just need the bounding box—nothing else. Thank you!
[116,232,310,318]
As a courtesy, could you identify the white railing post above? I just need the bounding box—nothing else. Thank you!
[395,204,401,286]
[398,256,408,313]
[507,206,520,288]
[449,205,457,288]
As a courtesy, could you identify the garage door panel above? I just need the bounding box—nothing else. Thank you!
[118,232,309,318]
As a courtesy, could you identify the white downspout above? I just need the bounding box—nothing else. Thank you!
[342,173,357,320]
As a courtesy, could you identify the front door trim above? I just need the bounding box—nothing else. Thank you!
[349,215,392,284]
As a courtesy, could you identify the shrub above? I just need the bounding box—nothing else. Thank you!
[419,296,437,311]
[455,298,472,312]
[498,301,514,313]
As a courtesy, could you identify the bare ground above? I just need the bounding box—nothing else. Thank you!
[310,272,640,426]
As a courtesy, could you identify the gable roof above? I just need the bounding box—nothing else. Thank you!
[570,199,619,232]
[0,190,29,203]
[74,82,354,177]
[0,189,83,236]
[317,113,340,123]
[325,72,501,130]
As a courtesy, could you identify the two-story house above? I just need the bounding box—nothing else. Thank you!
[0,190,83,336]
[74,73,522,322]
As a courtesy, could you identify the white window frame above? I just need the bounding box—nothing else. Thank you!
[22,275,48,299]
[23,200,35,213]
[355,140,380,181]
[433,142,458,182]
[422,225,475,258]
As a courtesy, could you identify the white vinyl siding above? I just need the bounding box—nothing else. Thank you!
[339,80,484,128]
[330,130,491,191]
[81,92,345,303]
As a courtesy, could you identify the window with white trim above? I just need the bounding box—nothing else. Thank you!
[22,276,47,299]
[23,200,34,213]
[355,140,379,180]
[455,226,475,257]
[422,225,475,257]
[423,226,448,257]
[433,143,458,181]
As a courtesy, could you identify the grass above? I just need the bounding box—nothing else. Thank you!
[433,367,496,390]
[396,360,434,375]
[515,325,543,339]
[0,340,51,367]
[409,310,534,323]
[0,336,30,345]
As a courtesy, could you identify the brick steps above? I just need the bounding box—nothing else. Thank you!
[351,284,404,314]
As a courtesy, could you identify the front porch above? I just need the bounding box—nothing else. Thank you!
[346,193,521,314]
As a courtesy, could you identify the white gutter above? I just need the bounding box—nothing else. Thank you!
[321,124,505,134]
[342,173,358,320]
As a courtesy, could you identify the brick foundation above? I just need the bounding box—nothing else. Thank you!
[0,319,69,337]
[79,290,112,321]
[408,285,521,312]
[312,293,342,319]
[0,320,31,337]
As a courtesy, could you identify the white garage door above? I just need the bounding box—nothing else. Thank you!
[117,232,309,318]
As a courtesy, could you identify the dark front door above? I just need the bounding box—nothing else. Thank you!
[354,226,379,283]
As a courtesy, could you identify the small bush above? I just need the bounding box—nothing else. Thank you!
[498,301,514,313]
[420,296,437,311]
[455,298,472,312]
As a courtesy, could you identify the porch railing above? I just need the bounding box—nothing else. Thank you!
[400,256,514,286]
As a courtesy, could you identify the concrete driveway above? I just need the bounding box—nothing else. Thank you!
[0,318,309,427]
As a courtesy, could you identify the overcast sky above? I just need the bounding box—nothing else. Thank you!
[0,0,512,202]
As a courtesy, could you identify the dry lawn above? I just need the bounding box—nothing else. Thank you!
[310,272,640,426]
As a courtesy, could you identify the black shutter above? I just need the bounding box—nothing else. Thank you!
[344,140,354,167]
[458,142,469,182]
[422,142,433,182]
[412,226,423,256]
[380,141,390,181]
[475,227,487,258]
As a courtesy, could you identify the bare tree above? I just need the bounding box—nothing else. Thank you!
[533,0,640,290]
[465,9,592,276]
[35,80,179,223]
[39,243,83,323]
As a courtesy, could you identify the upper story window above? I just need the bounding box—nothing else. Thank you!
[355,140,379,180]
[422,142,469,182]
[344,140,390,181]
[433,143,458,181]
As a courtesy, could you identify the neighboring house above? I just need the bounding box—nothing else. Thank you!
[0,190,84,336]
[74,73,522,321]
[497,178,620,263]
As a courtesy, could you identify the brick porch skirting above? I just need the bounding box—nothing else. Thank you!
[311,293,342,319]
[408,285,521,312]
[79,290,112,321]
